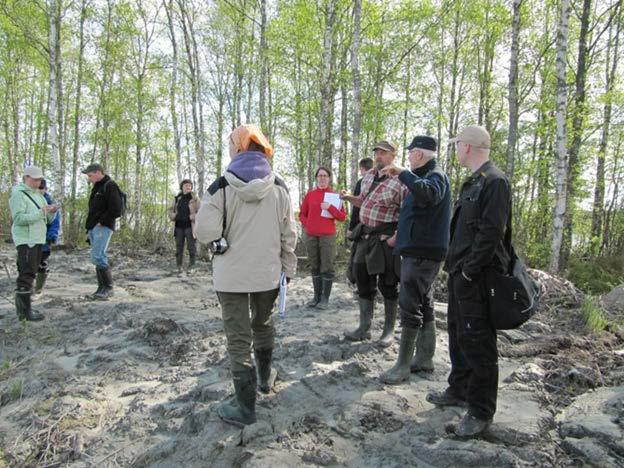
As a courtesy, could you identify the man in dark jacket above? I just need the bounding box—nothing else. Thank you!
[378,136,451,385]
[347,158,374,234]
[83,163,123,299]
[426,125,511,438]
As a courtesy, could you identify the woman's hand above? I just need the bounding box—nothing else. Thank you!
[320,202,330,210]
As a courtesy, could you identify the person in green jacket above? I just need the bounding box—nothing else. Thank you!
[9,166,59,321]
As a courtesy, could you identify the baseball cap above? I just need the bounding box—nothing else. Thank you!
[24,166,44,179]
[448,125,491,149]
[372,140,397,153]
[406,136,437,152]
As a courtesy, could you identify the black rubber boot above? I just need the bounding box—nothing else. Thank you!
[380,326,419,384]
[378,299,398,348]
[306,276,322,307]
[316,276,333,310]
[15,291,43,321]
[255,348,277,394]
[94,267,113,299]
[92,268,104,296]
[34,272,48,294]
[344,297,374,341]
[175,256,183,274]
[188,256,196,271]
[217,367,257,427]
[411,320,436,373]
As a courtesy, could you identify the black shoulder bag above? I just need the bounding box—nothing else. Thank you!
[485,207,540,329]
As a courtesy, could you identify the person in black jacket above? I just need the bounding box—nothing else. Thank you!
[377,136,450,385]
[426,125,511,438]
[82,163,123,299]
[347,158,374,234]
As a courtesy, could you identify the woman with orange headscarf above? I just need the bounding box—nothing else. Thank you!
[195,124,297,427]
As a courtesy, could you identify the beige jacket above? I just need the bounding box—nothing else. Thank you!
[168,192,200,234]
[195,171,297,293]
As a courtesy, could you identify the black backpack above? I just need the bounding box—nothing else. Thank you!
[485,208,541,329]
[104,179,128,218]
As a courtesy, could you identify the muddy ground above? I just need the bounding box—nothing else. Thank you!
[0,245,623,467]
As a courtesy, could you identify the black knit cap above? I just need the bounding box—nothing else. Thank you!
[406,136,437,152]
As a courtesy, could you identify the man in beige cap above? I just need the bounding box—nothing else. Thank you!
[9,166,59,321]
[340,140,408,345]
[426,125,512,438]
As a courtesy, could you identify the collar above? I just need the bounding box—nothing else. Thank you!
[414,159,436,177]
[470,160,492,180]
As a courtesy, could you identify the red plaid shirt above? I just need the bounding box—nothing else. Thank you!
[358,169,408,227]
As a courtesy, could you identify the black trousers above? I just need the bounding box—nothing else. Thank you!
[175,227,196,265]
[399,257,441,328]
[354,261,399,300]
[16,244,42,292]
[447,273,498,421]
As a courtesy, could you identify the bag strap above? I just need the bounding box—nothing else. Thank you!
[22,191,41,210]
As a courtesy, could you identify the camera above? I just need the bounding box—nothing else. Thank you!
[210,238,229,255]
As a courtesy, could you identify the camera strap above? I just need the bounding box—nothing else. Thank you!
[221,187,227,237]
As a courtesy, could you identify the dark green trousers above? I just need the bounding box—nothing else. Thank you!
[217,289,279,372]
[304,232,336,278]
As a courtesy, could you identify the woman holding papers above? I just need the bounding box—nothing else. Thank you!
[299,166,346,310]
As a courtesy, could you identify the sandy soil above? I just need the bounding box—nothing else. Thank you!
[0,245,623,467]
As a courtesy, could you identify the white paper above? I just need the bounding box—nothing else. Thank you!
[278,272,288,317]
[321,192,342,218]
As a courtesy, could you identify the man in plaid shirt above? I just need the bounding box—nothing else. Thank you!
[341,140,408,345]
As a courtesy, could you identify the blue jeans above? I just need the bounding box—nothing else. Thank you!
[88,225,113,268]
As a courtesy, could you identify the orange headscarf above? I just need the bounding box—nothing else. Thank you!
[229,124,274,158]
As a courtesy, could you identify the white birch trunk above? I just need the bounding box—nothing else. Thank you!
[549,0,571,273]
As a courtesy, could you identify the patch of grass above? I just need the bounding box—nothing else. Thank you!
[582,297,609,332]
[567,256,624,294]
[1,379,23,406]
[1,359,10,371]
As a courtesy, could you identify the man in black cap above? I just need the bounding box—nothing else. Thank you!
[378,136,451,384]
[82,163,123,298]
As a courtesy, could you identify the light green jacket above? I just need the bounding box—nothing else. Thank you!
[9,182,55,247]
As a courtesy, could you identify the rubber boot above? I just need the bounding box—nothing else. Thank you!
[411,320,436,373]
[344,297,374,341]
[217,367,257,427]
[306,276,322,307]
[93,268,104,296]
[377,299,398,348]
[380,326,419,384]
[15,291,43,321]
[34,272,48,294]
[316,276,333,310]
[94,267,113,299]
[176,256,183,274]
[188,255,196,271]
[255,348,277,394]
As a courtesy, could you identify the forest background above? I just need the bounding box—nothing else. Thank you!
[0,0,623,294]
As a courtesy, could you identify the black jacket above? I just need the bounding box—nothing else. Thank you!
[348,177,363,231]
[394,159,451,261]
[85,175,123,231]
[444,161,511,278]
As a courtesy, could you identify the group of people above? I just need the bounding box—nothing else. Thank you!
[8,122,511,439]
